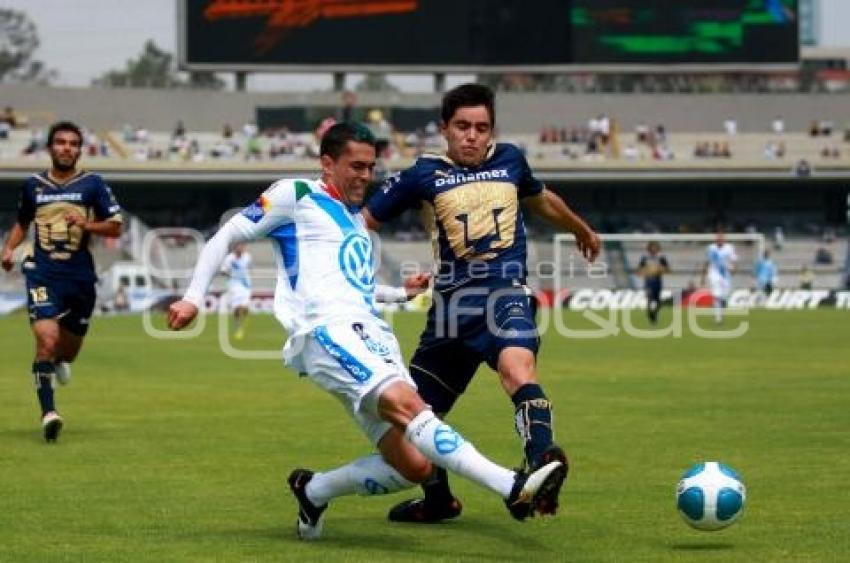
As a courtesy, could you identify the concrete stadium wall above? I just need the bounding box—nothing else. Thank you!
[1,84,848,133]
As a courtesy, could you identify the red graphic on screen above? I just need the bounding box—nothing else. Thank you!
[204,0,419,53]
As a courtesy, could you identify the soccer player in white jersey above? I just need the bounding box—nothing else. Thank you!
[703,231,738,323]
[167,123,565,540]
[221,243,252,340]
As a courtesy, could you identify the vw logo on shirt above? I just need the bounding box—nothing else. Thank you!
[338,233,374,293]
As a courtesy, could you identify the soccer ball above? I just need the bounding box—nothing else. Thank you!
[676,461,746,531]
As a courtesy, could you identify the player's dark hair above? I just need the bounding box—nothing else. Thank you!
[441,83,495,126]
[320,122,376,159]
[47,121,83,147]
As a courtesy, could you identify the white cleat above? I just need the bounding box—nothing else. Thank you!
[55,362,71,386]
[42,411,63,442]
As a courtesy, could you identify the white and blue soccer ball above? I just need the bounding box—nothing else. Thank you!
[676,461,746,531]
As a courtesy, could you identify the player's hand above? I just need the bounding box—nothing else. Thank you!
[1,248,14,272]
[575,227,601,262]
[168,299,199,330]
[65,213,88,230]
[403,272,432,299]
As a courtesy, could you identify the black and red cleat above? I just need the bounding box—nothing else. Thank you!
[388,497,463,523]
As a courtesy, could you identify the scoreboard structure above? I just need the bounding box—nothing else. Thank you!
[179,0,799,71]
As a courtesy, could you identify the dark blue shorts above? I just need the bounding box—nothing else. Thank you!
[410,281,539,413]
[25,268,96,336]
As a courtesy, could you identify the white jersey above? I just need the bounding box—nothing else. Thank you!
[706,242,738,282]
[185,178,378,337]
[222,251,252,291]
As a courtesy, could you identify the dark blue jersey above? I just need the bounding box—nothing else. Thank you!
[367,143,543,289]
[638,254,669,291]
[16,171,122,282]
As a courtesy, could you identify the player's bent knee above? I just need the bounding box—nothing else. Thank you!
[377,381,427,427]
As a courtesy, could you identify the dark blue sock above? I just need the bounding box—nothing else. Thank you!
[512,383,554,466]
[32,361,56,415]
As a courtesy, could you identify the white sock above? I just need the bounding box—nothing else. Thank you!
[714,303,723,322]
[305,454,414,507]
[405,410,515,499]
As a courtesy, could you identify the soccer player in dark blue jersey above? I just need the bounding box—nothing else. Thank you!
[1,121,122,442]
[363,84,600,522]
[638,242,670,325]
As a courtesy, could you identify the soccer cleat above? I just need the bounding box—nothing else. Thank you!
[387,496,463,523]
[529,445,569,515]
[505,460,564,521]
[287,469,328,540]
[42,411,63,443]
[55,362,72,386]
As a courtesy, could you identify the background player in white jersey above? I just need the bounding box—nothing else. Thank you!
[221,242,252,340]
[702,231,738,323]
[167,123,566,540]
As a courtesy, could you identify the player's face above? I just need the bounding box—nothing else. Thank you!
[442,105,493,167]
[48,130,82,172]
[324,140,376,206]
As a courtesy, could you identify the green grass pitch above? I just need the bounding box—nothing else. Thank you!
[1,309,848,562]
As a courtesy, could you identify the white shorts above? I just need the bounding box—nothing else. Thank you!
[708,273,731,300]
[298,318,414,444]
[226,285,251,310]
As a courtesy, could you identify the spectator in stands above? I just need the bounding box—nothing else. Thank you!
[723,118,737,136]
[815,246,833,265]
[222,123,233,139]
[809,120,820,137]
[340,90,357,122]
[172,120,186,140]
[0,119,10,141]
[753,250,778,295]
[1,106,18,128]
[772,116,785,135]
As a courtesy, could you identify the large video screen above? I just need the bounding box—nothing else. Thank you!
[181,1,799,70]
[181,0,572,69]
[572,0,799,64]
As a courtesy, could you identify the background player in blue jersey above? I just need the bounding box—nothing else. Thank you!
[1,121,122,442]
[637,242,670,325]
[363,84,600,522]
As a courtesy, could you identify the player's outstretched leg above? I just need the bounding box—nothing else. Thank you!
[388,467,462,523]
[528,444,569,515]
[505,460,566,520]
[288,469,328,541]
[33,361,63,442]
[287,453,416,539]
[402,410,565,521]
[513,383,570,514]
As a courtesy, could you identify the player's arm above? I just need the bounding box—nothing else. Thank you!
[363,169,421,231]
[79,178,123,237]
[525,187,601,262]
[1,221,29,272]
[374,273,431,303]
[168,219,257,329]
[169,181,297,330]
[3,181,35,271]
[64,214,122,237]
